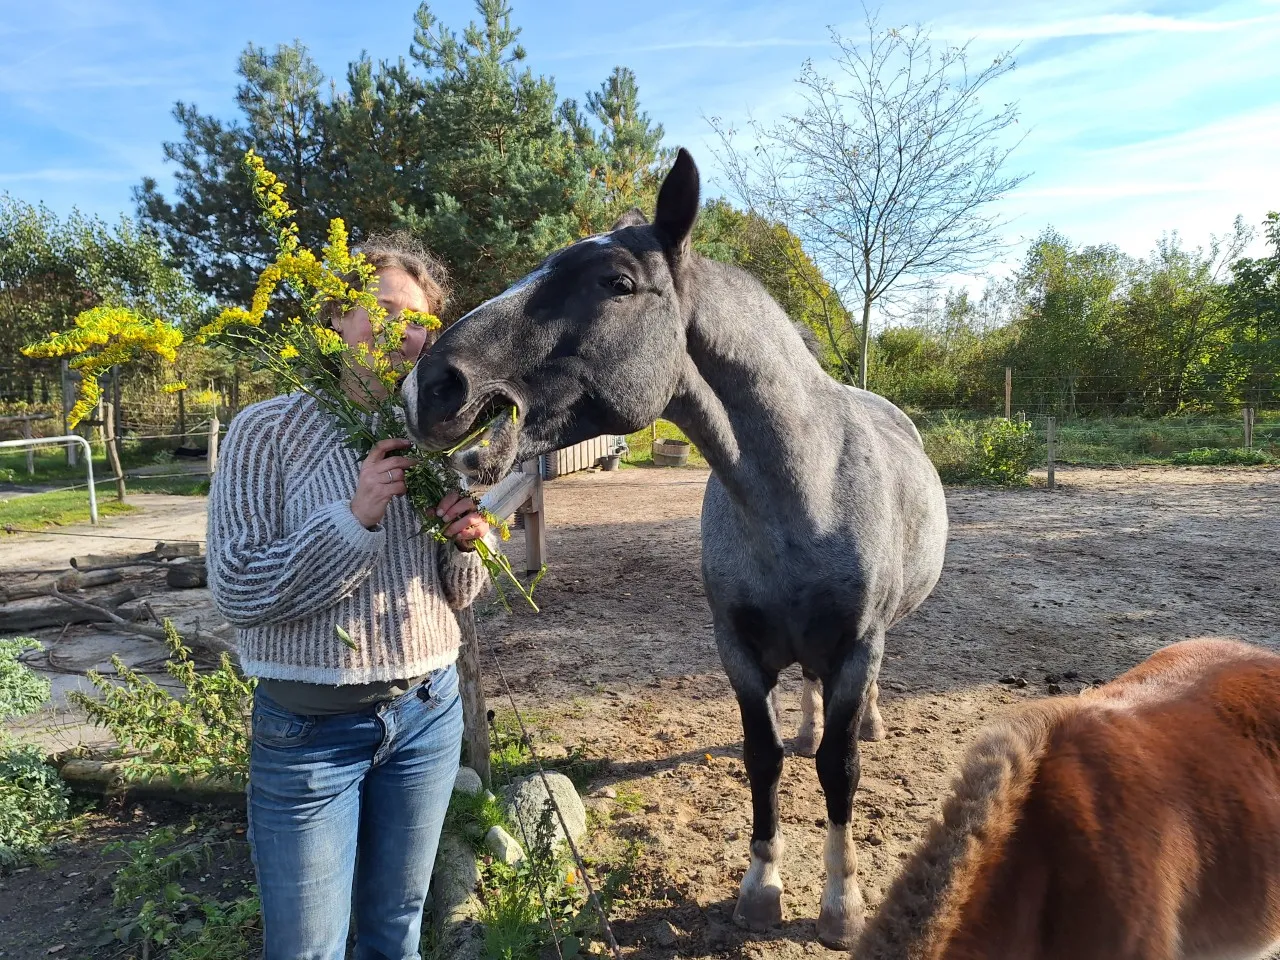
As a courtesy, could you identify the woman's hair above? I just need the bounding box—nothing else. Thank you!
[323,230,451,322]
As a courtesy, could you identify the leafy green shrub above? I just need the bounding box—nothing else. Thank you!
[69,620,254,783]
[922,415,1039,485]
[976,417,1040,485]
[0,739,70,866]
[0,637,50,721]
[103,822,259,957]
[1170,447,1275,466]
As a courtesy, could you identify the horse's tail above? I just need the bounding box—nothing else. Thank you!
[856,700,1074,960]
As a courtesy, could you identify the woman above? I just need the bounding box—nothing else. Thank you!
[207,233,489,960]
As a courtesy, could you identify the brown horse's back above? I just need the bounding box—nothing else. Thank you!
[860,639,1280,960]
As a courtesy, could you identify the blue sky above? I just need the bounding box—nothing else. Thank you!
[2,0,1278,288]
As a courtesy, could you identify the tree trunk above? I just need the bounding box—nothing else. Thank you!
[859,296,873,389]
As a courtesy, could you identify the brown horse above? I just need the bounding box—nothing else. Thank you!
[857,638,1280,960]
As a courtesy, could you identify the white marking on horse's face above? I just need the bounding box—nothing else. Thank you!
[401,360,419,430]
[453,265,551,325]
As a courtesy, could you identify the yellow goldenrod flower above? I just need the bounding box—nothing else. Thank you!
[162,381,189,394]
[311,326,345,355]
[279,343,299,360]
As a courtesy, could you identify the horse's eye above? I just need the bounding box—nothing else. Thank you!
[605,274,635,295]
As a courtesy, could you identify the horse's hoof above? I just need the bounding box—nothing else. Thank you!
[859,715,886,742]
[794,728,821,757]
[816,898,865,950]
[733,884,783,931]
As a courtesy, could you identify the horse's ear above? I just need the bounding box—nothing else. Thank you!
[655,148,700,257]
[611,207,648,230]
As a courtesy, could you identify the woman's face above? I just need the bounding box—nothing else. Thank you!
[332,266,434,392]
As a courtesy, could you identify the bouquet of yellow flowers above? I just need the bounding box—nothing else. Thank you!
[24,151,540,611]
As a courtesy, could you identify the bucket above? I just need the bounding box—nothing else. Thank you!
[600,453,622,471]
[651,438,691,467]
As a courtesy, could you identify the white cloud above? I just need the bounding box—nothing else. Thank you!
[939,11,1280,41]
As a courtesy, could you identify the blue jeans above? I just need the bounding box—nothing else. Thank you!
[247,665,463,960]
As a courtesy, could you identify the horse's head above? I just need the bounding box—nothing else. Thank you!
[402,149,701,481]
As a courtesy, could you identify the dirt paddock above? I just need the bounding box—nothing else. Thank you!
[484,465,1280,958]
[2,465,1277,958]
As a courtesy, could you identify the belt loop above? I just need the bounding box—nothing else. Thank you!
[418,671,434,702]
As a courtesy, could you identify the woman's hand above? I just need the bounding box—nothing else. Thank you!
[350,438,417,530]
[435,490,490,551]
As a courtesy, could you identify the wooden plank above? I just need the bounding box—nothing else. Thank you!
[479,471,536,523]
[456,606,491,787]
[520,459,546,573]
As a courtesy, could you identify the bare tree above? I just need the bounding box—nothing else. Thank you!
[709,12,1028,388]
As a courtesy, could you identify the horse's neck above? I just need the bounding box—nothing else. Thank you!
[664,285,835,516]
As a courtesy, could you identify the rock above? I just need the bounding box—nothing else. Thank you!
[502,772,587,851]
[590,786,617,800]
[536,743,569,761]
[1047,683,1063,695]
[1063,670,1081,681]
[654,920,679,947]
[485,825,525,865]
[453,766,483,797]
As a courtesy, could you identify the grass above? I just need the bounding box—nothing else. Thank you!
[622,421,708,468]
[1,439,212,492]
[1050,412,1280,465]
[0,488,135,531]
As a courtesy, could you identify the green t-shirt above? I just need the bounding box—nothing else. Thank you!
[258,674,430,716]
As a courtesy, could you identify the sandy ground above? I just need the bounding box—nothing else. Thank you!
[2,466,1277,957]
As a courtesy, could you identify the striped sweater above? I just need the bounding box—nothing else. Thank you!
[206,392,490,684]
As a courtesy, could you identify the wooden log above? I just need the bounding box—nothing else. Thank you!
[0,584,151,632]
[57,758,245,807]
[0,569,123,604]
[166,558,208,589]
[70,553,166,571]
[154,541,202,560]
[456,606,491,788]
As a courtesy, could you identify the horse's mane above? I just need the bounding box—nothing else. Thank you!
[856,700,1075,959]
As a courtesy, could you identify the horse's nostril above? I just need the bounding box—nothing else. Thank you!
[422,364,468,424]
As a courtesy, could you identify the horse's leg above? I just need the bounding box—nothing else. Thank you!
[795,668,823,757]
[814,634,882,950]
[859,679,886,742]
[726,655,785,931]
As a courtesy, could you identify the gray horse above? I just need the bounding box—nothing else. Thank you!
[403,149,948,948]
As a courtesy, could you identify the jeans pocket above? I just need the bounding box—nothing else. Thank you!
[421,665,459,710]
[251,698,316,748]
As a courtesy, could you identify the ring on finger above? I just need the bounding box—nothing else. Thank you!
[386,469,395,483]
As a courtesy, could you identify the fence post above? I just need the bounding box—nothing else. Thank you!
[1005,367,1012,420]
[101,402,127,502]
[519,459,546,574]
[61,360,77,468]
[207,413,220,475]
[1046,416,1057,491]
[456,606,492,787]
[22,416,34,476]
[1244,407,1255,450]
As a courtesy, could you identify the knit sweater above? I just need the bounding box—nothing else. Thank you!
[206,392,491,684]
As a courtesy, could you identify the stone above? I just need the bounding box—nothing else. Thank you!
[453,766,483,797]
[485,825,525,865]
[654,920,679,947]
[502,771,587,851]
[590,786,617,800]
